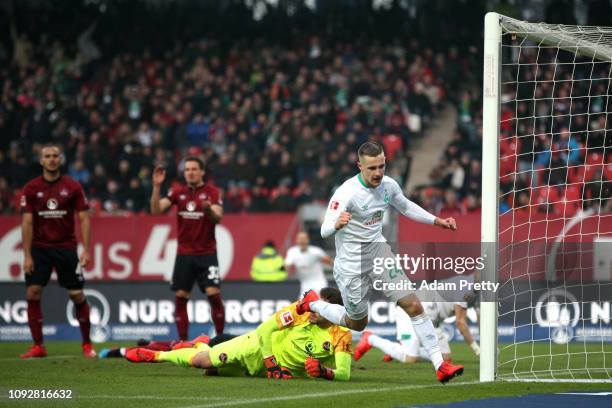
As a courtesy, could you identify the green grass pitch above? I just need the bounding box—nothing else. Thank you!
[0,342,610,407]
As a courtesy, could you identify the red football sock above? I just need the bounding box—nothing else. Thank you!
[75,300,91,345]
[145,341,173,351]
[208,293,225,335]
[175,296,189,340]
[27,300,43,345]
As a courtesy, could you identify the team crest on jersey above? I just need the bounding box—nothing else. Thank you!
[322,341,330,352]
[60,189,69,197]
[330,201,339,210]
[179,194,186,200]
[46,199,58,210]
[305,341,314,354]
[383,189,390,204]
[280,311,294,326]
[219,353,228,363]
[36,192,44,198]
[186,201,196,212]
[198,193,207,200]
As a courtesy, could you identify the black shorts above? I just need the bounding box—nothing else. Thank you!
[26,247,84,290]
[170,253,221,292]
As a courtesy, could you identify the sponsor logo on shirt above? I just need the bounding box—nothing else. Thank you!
[330,201,339,210]
[280,310,294,326]
[186,201,196,212]
[364,210,384,226]
[47,199,58,210]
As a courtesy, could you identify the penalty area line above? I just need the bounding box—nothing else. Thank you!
[182,380,481,408]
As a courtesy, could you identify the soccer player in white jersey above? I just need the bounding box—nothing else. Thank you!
[285,231,332,295]
[354,300,480,364]
[296,141,464,382]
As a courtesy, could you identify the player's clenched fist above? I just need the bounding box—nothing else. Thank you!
[305,357,334,380]
[152,166,166,186]
[263,355,293,379]
[334,212,352,231]
[434,217,457,231]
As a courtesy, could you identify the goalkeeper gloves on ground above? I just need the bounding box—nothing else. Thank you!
[263,355,293,379]
[305,357,334,380]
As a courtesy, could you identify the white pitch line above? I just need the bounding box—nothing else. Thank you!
[0,355,78,361]
[181,380,481,408]
[78,395,227,401]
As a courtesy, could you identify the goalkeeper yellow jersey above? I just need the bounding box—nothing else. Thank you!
[208,302,352,378]
[271,302,353,373]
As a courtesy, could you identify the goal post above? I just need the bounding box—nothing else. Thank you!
[480,11,502,383]
[480,12,612,383]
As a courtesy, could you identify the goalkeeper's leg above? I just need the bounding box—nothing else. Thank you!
[156,342,212,367]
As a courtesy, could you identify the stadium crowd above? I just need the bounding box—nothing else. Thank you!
[413,42,612,218]
[0,1,481,215]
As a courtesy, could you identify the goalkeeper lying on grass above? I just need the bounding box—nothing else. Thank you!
[126,287,352,381]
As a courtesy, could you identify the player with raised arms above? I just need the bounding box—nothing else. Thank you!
[297,141,465,382]
[150,156,225,339]
[20,143,95,359]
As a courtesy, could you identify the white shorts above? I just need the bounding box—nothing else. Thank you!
[334,245,416,320]
[395,306,451,356]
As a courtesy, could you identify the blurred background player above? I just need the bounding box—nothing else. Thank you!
[20,144,95,359]
[284,231,332,295]
[126,288,352,381]
[354,300,480,364]
[298,141,464,383]
[150,156,225,339]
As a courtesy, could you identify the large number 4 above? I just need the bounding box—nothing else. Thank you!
[207,265,220,280]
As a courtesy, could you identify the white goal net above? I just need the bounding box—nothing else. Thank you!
[481,13,612,382]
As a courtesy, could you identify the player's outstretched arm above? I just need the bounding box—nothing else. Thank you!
[389,180,457,231]
[454,305,479,356]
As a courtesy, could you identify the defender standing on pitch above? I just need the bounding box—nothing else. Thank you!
[150,157,225,340]
[297,141,465,382]
[20,144,95,359]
